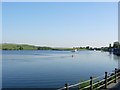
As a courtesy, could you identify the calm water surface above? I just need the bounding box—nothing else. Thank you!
[2,50,120,88]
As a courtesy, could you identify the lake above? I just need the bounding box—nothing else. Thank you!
[2,50,120,88]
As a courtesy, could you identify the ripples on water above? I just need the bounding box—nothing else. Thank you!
[2,50,120,88]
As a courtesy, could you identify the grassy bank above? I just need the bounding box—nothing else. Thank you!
[0,43,75,51]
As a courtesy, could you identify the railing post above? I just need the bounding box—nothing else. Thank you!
[118,69,120,78]
[65,83,69,90]
[115,68,117,83]
[90,76,93,90]
[105,72,107,89]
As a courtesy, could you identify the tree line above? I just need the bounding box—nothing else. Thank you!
[1,42,120,51]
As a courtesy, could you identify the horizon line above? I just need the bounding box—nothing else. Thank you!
[1,42,115,48]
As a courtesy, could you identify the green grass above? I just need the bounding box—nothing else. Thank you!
[1,44,38,50]
[78,80,90,90]
[0,43,91,51]
[0,43,74,50]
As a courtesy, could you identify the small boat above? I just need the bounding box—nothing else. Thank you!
[71,49,77,52]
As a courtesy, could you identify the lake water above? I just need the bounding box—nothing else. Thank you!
[2,50,120,88]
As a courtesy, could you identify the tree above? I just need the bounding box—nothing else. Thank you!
[113,42,120,48]
[86,46,89,50]
[19,46,23,50]
[109,44,112,48]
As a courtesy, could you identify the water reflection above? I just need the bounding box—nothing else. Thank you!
[113,55,120,69]
[108,52,113,60]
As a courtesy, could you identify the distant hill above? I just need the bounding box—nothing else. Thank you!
[0,43,92,51]
[0,43,74,51]
[0,43,53,50]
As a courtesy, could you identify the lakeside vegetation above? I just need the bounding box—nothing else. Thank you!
[1,43,51,50]
[1,42,120,52]
[0,43,104,51]
[0,43,74,51]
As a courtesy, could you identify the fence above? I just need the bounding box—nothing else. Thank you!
[58,68,120,90]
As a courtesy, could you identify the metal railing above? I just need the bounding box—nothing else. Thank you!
[58,68,120,90]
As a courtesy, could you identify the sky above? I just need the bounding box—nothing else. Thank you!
[1,0,120,2]
[118,1,120,42]
[2,2,118,47]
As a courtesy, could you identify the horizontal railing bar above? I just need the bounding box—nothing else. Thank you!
[92,74,104,80]
[116,76,119,79]
[92,79,104,86]
[68,74,107,89]
[107,75,115,80]
[99,79,105,83]
[96,84,105,89]
[116,76,120,79]
[80,85,91,89]
[116,72,120,75]
[58,69,120,90]
[68,80,90,88]
[107,78,115,85]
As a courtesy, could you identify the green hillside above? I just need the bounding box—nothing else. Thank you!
[0,43,88,51]
[0,43,73,50]
[1,44,38,50]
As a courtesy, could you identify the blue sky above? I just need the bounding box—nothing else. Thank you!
[2,2,118,47]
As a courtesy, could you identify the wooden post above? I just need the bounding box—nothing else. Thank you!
[115,68,117,83]
[90,76,93,90]
[65,83,69,90]
[105,72,107,89]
